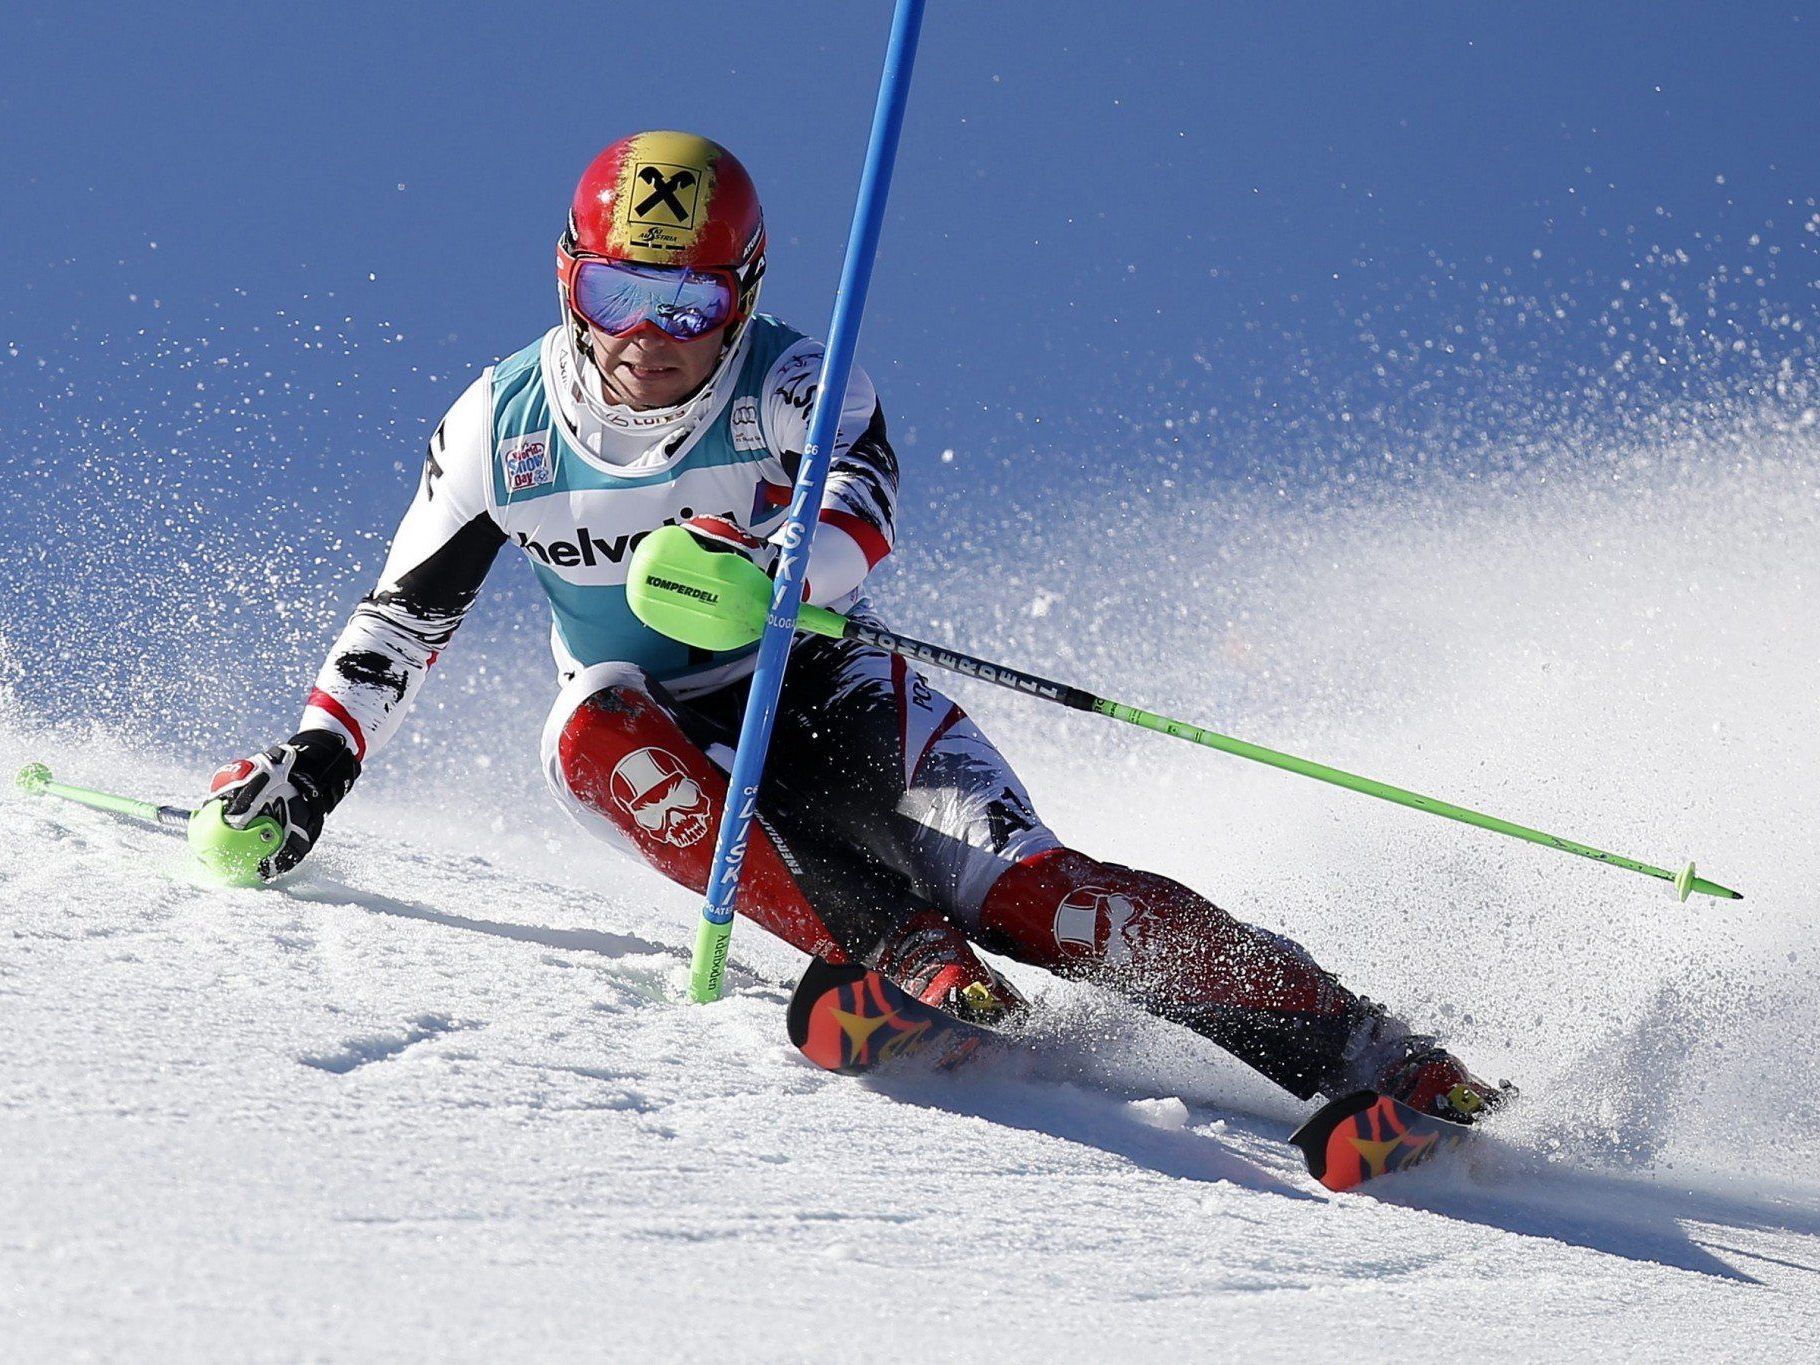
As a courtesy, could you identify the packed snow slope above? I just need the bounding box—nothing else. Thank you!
[4,405,1819,1360]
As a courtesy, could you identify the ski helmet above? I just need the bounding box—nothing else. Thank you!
[557,131,766,352]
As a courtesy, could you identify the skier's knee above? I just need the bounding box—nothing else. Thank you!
[561,703,708,835]
[537,663,725,862]
[539,666,853,962]
[541,664,663,796]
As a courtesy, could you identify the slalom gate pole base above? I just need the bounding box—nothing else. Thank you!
[690,917,733,1004]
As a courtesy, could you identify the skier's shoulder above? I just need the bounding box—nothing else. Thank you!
[737,313,813,390]
[432,331,553,438]
[415,332,554,517]
[428,369,494,468]
[745,315,879,442]
[489,328,562,424]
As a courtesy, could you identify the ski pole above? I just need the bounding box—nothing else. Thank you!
[15,762,281,887]
[626,526,1743,903]
[685,0,929,1004]
[16,762,191,829]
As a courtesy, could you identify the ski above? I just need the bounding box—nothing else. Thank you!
[1289,1089,1476,1191]
[786,956,1004,1074]
[790,959,1489,1194]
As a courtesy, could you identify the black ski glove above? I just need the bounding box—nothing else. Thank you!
[682,513,824,605]
[206,730,361,880]
[683,515,782,575]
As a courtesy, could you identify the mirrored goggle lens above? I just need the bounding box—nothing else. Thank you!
[572,260,736,340]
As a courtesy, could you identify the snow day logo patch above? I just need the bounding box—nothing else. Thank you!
[499,430,555,494]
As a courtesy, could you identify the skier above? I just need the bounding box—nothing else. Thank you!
[207,131,1504,1122]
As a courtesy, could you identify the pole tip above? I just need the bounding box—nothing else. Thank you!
[1677,860,1743,902]
[15,762,52,794]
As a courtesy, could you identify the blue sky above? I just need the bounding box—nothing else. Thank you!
[6,3,1813,431]
[2,2,1815,741]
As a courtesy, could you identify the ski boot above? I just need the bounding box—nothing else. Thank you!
[1332,998,1512,1125]
[873,908,1026,1025]
[1375,1042,1513,1125]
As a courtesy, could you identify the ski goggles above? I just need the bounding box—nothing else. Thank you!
[565,257,739,342]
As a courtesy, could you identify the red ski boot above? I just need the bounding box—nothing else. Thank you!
[873,909,1025,1024]
[1376,1042,1510,1125]
[1330,999,1511,1125]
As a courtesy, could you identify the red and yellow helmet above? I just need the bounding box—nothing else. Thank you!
[557,131,767,339]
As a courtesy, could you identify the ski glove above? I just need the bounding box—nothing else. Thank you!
[682,514,839,602]
[682,515,802,592]
[207,730,361,880]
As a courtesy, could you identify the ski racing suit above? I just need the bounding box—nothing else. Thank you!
[292,314,1400,1101]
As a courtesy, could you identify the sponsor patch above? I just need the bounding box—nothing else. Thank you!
[499,430,554,494]
[775,354,819,414]
[1053,887,1143,963]
[730,396,764,452]
[628,162,702,229]
[610,746,711,848]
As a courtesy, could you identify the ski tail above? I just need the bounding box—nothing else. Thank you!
[787,956,996,1074]
[1289,1090,1476,1191]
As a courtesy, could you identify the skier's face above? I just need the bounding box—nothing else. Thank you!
[588,321,727,410]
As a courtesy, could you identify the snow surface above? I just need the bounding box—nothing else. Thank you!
[5,417,1820,1361]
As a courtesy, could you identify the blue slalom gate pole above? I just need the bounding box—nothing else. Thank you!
[688,0,928,1002]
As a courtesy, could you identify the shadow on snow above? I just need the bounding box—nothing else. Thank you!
[279,871,1820,1285]
[281,873,771,993]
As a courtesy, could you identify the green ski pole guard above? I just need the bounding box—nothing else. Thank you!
[185,800,282,887]
[625,526,778,652]
[16,762,279,887]
[627,526,845,651]
[625,529,1743,904]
